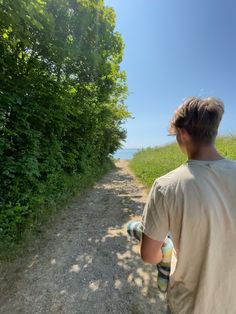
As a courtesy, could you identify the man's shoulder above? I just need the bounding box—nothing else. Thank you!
[154,163,192,190]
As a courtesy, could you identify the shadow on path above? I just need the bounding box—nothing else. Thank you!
[0,161,167,314]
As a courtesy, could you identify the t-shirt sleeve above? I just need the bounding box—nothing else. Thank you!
[141,179,169,242]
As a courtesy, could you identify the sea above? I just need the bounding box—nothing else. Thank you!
[112,148,141,160]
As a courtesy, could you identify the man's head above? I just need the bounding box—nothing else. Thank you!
[168,96,225,154]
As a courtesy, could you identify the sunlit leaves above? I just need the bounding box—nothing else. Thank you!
[2,33,8,39]
[0,0,130,245]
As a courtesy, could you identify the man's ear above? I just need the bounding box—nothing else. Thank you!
[178,127,191,142]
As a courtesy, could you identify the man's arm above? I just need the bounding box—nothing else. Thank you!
[140,232,164,264]
[140,179,170,264]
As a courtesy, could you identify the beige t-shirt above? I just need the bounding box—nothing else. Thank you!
[141,158,236,314]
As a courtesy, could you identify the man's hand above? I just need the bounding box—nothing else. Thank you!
[140,232,164,264]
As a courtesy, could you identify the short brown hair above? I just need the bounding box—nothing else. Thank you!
[168,96,225,144]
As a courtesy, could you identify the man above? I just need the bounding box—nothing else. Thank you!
[140,96,236,314]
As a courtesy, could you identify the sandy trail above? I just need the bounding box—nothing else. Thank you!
[0,160,167,314]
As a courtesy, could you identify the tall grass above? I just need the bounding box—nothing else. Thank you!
[129,135,236,188]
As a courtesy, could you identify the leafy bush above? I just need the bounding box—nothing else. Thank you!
[0,0,130,251]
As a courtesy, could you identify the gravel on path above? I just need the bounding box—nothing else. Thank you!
[0,160,167,314]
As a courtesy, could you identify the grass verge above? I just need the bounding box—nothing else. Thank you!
[128,135,236,188]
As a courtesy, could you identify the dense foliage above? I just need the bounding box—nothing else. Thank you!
[0,0,130,249]
[129,136,236,187]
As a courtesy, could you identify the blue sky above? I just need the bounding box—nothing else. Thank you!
[105,0,236,149]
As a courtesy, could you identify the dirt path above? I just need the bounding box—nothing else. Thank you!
[0,160,167,314]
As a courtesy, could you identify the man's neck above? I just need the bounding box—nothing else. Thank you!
[187,143,225,161]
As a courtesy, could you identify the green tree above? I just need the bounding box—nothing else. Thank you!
[0,0,130,247]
